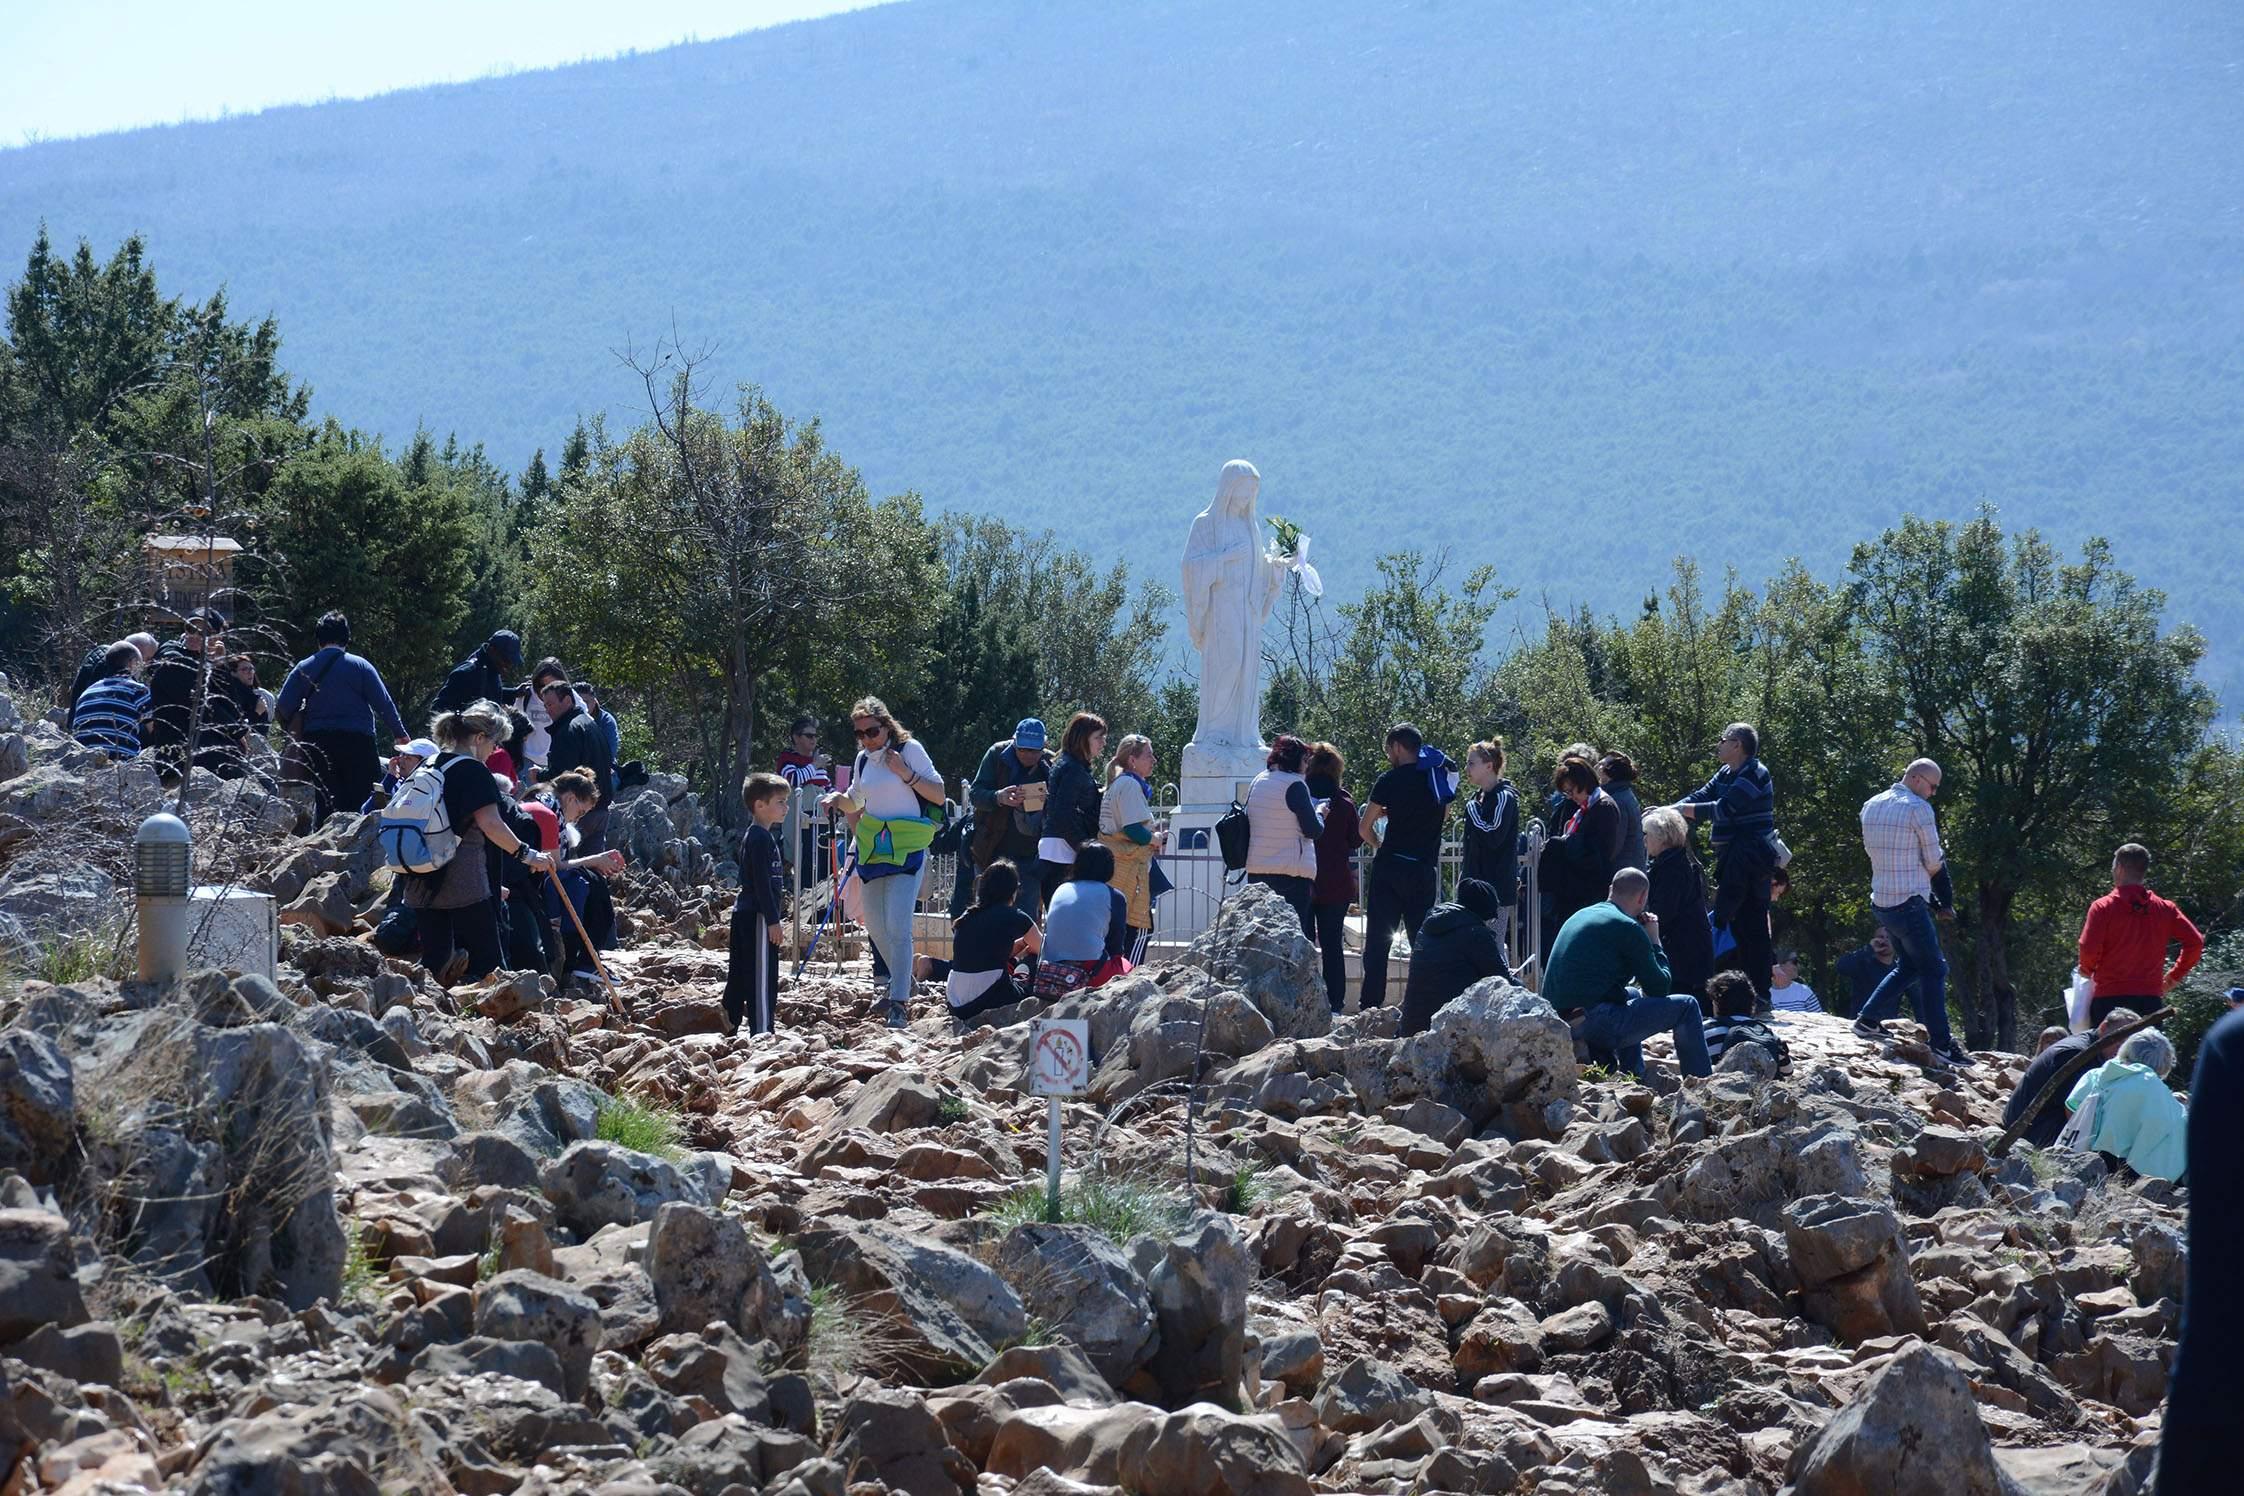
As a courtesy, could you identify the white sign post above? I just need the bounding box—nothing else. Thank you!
[1028,1018,1091,1222]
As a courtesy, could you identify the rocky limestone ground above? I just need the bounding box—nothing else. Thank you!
[0,677,2185,1495]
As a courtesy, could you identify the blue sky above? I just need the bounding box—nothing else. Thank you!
[7,0,886,145]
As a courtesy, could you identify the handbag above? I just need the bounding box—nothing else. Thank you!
[2055,1089,2101,1152]
[1032,959,1095,1001]
[2066,969,2095,1032]
[279,648,344,785]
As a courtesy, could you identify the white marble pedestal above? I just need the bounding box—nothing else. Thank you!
[1154,739,1265,941]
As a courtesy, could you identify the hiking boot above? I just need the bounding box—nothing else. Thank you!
[1852,1018,1887,1041]
[885,1001,909,1029]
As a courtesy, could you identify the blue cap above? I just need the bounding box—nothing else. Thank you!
[2228,986,2244,1006]
[1013,718,1047,750]
[488,630,523,667]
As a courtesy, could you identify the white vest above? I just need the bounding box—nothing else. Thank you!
[1245,770,1317,879]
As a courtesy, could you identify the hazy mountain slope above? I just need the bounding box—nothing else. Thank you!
[5,0,2240,689]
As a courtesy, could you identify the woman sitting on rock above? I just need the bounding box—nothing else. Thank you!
[914,858,1044,1024]
[1035,843,1132,997]
[2062,1028,2189,1181]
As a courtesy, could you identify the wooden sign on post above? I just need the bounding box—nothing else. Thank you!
[1028,1017,1090,1221]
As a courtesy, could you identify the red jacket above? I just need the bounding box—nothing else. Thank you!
[2078,884,2204,998]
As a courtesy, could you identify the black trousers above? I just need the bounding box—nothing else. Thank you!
[1312,901,1350,1013]
[418,899,503,984]
[2089,994,2157,1029]
[305,729,381,821]
[1248,873,1315,937]
[724,912,780,1034]
[1038,858,1072,911]
[1717,892,1774,1009]
[1361,855,1438,1010]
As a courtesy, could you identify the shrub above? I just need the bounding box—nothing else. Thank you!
[986,1169,1190,1243]
[2167,930,2244,1081]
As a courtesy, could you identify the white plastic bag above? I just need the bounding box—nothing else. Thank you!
[2067,968,2095,1032]
[2055,1088,2100,1152]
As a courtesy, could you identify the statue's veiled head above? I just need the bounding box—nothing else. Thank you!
[1214,459,1259,518]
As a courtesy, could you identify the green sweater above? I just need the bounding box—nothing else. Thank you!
[1542,901,1672,1010]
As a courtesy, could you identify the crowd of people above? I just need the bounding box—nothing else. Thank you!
[63,614,635,993]
[62,619,2219,1119]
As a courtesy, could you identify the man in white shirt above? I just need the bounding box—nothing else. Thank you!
[1852,758,1972,1068]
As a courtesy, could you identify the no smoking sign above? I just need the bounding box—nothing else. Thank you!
[1029,1018,1091,1097]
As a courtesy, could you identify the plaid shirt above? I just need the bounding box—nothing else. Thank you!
[1861,781,1944,908]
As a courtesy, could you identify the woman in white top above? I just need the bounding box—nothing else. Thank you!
[1098,734,1165,961]
[1243,733,1324,935]
[821,695,944,1027]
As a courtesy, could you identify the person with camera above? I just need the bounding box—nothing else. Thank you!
[969,718,1052,917]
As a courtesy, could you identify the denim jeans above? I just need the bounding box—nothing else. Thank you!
[1855,896,1953,1051]
[858,866,925,1010]
[1578,990,1712,1078]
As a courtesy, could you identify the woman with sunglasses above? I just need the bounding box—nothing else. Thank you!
[823,696,944,1026]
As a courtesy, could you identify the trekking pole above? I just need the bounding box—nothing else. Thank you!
[794,844,860,977]
[547,863,624,1021]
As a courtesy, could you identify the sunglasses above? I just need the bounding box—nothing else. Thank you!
[852,723,884,740]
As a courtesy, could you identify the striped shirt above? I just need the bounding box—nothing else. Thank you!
[1676,757,1775,848]
[1861,781,1944,908]
[71,676,149,756]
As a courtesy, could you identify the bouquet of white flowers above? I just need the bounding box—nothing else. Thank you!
[1264,515,1324,598]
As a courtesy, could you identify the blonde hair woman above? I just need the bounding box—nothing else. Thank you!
[822,695,943,1027]
[1643,804,1714,1010]
[1098,734,1164,960]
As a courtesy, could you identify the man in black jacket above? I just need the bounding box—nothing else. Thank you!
[2000,1007,2139,1149]
[432,630,523,714]
[540,672,615,852]
[1399,879,1511,1037]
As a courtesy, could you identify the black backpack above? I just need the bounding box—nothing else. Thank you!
[1214,798,1250,882]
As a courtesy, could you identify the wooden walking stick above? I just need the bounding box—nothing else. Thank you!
[1989,1006,2170,1158]
[549,863,625,1021]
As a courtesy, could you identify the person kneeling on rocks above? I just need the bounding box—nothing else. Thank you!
[1399,878,1511,1038]
[1543,867,1711,1080]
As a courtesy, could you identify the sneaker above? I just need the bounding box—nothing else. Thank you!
[1931,1043,1976,1069]
[885,1002,909,1029]
[1852,1019,1887,1041]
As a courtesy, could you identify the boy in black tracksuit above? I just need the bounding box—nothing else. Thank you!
[726,773,791,1034]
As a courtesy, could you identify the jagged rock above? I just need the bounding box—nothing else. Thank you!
[541,1139,694,1234]
[1178,882,1333,1040]
[0,865,116,937]
[473,1268,604,1400]
[651,1417,819,1493]
[0,1209,87,1342]
[408,1335,571,1397]
[185,1386,450,1496]
[1257,1326,1324,1397]
[644,1200,794,1343]
[986,1401,1312,1496]
[642,1322,772,1419]
[1783,1194,1930,1344]
[1539,1300,1614,1353]
[794,1221,1027,1380]
[7,1319,123,1387]
[2050,1333,2168,1417]
[1454,1296,1545,1378]
[1136,1210,1252,1411]
[82,1014,347,1308]
[1315,1355,1433,1434]
[978,1343,1121,1405]
[2127,1221,2184,1305]
[438,1130,544,1192]
[1387,979,1577,1134]
[0,1030,75,1187]
[995,1223,1158,1388]
[1787,1342,2026,1494]
[831,1388,978,1496]
[1895,1125,1987,1178]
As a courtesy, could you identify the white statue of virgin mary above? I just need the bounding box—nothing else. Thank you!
[1182,460,1287,774]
